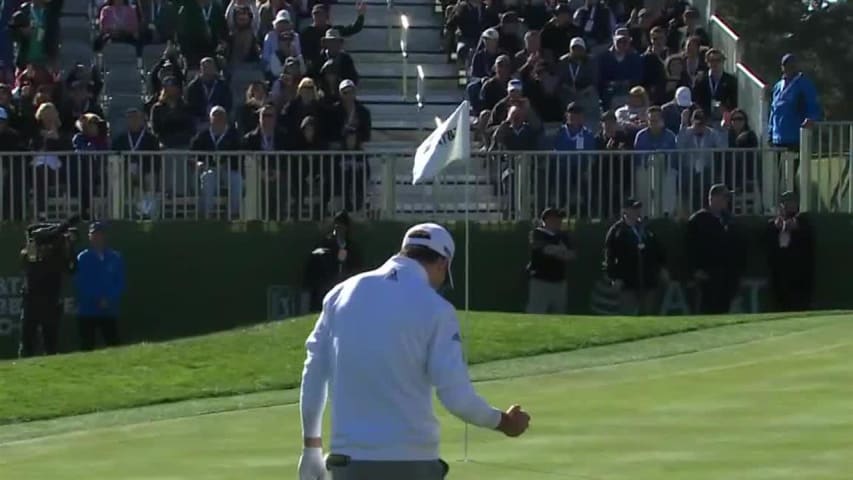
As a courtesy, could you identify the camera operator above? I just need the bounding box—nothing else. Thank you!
[19,217,79,357]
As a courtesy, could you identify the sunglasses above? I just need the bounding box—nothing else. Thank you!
[731,117,745,121]
[708,57,723,64]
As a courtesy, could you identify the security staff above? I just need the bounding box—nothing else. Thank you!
[526,208,576,314]
[762,191,815,311]
[298,223,530,480]
[74,222,126,350]
[686,184,747,314]
[604,199,669,315]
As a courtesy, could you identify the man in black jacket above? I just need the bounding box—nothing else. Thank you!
[243,105,290,220]
[692,49,737,123]
[304,210,363,311]
[185,58,233,127]
[540,3,581,62]
[191,106,242,217]
[604,199,669,315]
[526,208,576,314]
[113,108,162,218]
[686,184,747,314]
[327,79,371,144]
[301,2,366,77]
[762,191,816,312]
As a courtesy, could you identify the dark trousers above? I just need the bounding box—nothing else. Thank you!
[696,276,737,314]
[19,294,62,357]
[771,282,813,312]
[78,315,119,351]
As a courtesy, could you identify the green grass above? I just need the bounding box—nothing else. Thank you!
[0,312,808,424]
[0,313,850,479]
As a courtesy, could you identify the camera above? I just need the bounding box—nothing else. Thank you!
[24,215,80,263]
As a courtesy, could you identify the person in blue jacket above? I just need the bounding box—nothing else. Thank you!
[75,222,126,351]
[769,54,822,149]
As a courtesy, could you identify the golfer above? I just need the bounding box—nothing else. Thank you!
[298,223,531,480]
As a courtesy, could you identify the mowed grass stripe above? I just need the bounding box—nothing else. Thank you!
[0,312,826,424]
[1,315,850,480]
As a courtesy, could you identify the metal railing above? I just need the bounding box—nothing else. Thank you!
[800,122,853,213]
[0,148,802,223]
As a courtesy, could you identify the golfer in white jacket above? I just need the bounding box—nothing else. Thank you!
[298,223,530,480]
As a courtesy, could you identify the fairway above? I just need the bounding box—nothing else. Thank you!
[1,314,851,479]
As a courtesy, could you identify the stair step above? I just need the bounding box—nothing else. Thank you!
[360,77,459,92]
[359,92,461,104]
[359,62,458,79]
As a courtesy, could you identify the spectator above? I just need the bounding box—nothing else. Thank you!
[598,32,643,110]
[185,57,233,126]
[59,81,105,136]
[262,10,303,74]
[149,45,186,99]
[266,31,303,80]
[9,0,63,69]
[642,26,669,104]
[661,85,692,134]
[519,53,563,122]
[236,81,269,135]
[74,222,126,351]
[677,108,726,213]
[445,0,491,63]
[626,7,660,53]
[525,208,575,314]
[541,3,580,62]
[769,54,822,150]
[192,105,242,217]
[574,0,616,53]
[634,105,677,214]
[243,103,286,151]
[225,0,259,32]
[681,35,707,84]
[300,2,365,77]
[150,76,195,148]
[497,11,523,57]
[762,191,815,312]
[113,107,160,154]
[289,114,327,150]
[72,113,109,152]
[243,104,289,219]
[226,3,260,64]
[722,108,758,198]
[64,63,104,101]
[478,54,512,113]
[0,83,25,134]
[258,0,291,42]
[524,0,549,30]
[615,85,650,138]
[513,30,541,72]
[0,0,19,82]
[489,79,542,134]
[304,210,363,310]
[725,108,758,150]
[0,105,25,221]
[283,77,324,144]
[662,55,691,106]
[555,102,596,152]
[490,105,538,151]
[330,128,369,212]
[319,28,358,84]
[596,109,632,151]
[113,108,161,218]
[318,59,341,104]
[557,37,598,128]
[328,79,371,145]
[29,102,70,215]
[136,0,179,45]
[95,0,142,57]
[270,57,301,108]
[604,199,669,315]
[470,28,501,79]
[666,7,709,53]
[177,0,228,66]
[0,106,24,150]
[71,113,109,219]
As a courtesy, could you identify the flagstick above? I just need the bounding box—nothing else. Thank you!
[463,135,471,463]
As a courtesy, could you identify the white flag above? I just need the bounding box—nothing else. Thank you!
[412,101,470,184]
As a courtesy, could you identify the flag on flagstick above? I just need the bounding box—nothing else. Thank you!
[412,101,470,184]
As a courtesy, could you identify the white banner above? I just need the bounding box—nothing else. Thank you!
[412,101,470,185]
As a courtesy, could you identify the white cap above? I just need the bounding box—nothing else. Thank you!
[507,79,523,92]
[481,28,499,41]
[209,105,227,117]
[401,223,456,288]
[675,86,693,107]
[338,79,356,92]
[273,10,291,25]
[570,37,586,50]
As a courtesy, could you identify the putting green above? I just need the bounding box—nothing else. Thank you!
[1,314,851,479]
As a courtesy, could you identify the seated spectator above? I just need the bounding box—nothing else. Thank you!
[554,102,596,152]
[574,0,616,54]
[301,3,365,76]
[497,11,523,58]
[64,63,104,101]
[226,4,260,64]
[445,0,494,64]
[150,77,195,148]
[226,0,259,32]
[692,48,737,125]
[489,79,543,135]
[470,28,501,79]
[262,10,303,74]
[524,0,549,30]
[722,107,759,193]
[177,0,228,66]
[479,54,512,112]
[661,86,693,134]
[258,0,293,42]
[541,3,580,62]
[490,105,538,151]
[725,108,758,150]
[513,30,541,73]
[30,102,72,216]
[236,81,269,135]
[149,45,186,99]
[598,32,643,110]
[9,0,63,70]
[59,81,105,137]
[318,59,342,104]
[681,35,707,84]
[136,0,179,45]
[634,105,678,214]
[113,107,161,152]
[331,128,369,213]
[642,26,669,105]
[72,113,110,152]
[191,106,242,217]
[95,0,142,57]
[677,109,726,212]
[327,79,371,145]
[557,37,599,128]
[319,29,358,84]
[626,8,662,53]
[244,104,290,219]
[185,58,233,127]
[662,54,691,102]
[31,102,70,156]
[519,54,563,123]
[15,63,57,95]
[666,7,709,53]
[615,86,650,139]
[289,115,328,151]
[270,57,302,108]
[282,77,325,144]
[266,31,302,80]
[595,109,632,151]
[243,104,286,152]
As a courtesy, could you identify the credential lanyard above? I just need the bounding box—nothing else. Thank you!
[128,129,146,151]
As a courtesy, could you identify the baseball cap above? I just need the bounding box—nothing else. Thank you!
[333,210,350,226]
[540,207,564,221]
[323,29,343,41]
[339,79,356,92]
[570,37,586,50]
[401,223,456,288]
[0,107,7,121]
[481,28,499,40]
[209,105,227,117]
[675,86,693,107]
[555,3,571,16]
[565,102,583,114]
[312,3,326,14]
[709,183,733,197]
[781,53,796,65]
[273,9,291,25]
[780,190,798,203]
[623,198,642,209]
[162,76,180,87]
[89,221,107,234]
[507,79,523,93]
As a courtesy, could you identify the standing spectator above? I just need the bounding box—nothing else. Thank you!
[318,59,341,103]
[243,105,289,219]
[300,2,365,77]
[769,54,822,151]
[557,37,599,128]
[75,222,126,351]
[574,0,616,54]
[596,109,633,216]
[303,210,363,311]
[136,0,179,45]
[445,0,492,63]
[9,0,63,69]
[513,30,541,72]
[266,31,303,81]
[604,199,669,315]
[598,32,643,110]
[95,0,142,57]
[554,102,596,152]
[176,0,228,66]
[722,108,759,198]
[489,79,542,133]
[666,7,709,53]
[191,106,242,217]
[0,106,24,150]
[0,106,25,221]
[525,208,575,314]
[72,113,109,219]
[614,85,650,139]
[185,58,233,127]
[225,0,259,33]
[242,104,286,151]
[150,77,195,148]
[762,191,815,312]
[270,57,301,108]
[541,3,580,62]
[470,28,501,79]
[479,54,512,113]
[634,105,677,215]
[319,28,358,83]
[283,77,325,144]
[327,79,371,144]
[677,108,726,213]
[226,3,260,64]
[336,128,368,212]
[0,83,25,133]
[71,113,109,152]
[64,63,104,101]
[661,85,692,134]
[497,11,523,57]
[59,81,105,136]
[692,48,737,124]
[596,109,632,151]
[490,105,538,151]
[262,10,302,74]
[148,46,186,98]
[685,184,746,314]
[642,26,669,105]
[519,53,563,122]
[681,35,707,84]
[236,81,269,135]
[551,102,597,210]
[113,108,161,218]
[29,103,71,217]
[662,55,691,103]
[258,0,290,42]
[289,114,327,150]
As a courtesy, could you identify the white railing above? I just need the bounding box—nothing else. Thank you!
[710,15,741,74]
[0,148,801,223]
[799,123,853,213]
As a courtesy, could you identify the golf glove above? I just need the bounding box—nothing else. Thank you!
[298,447,327,480]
